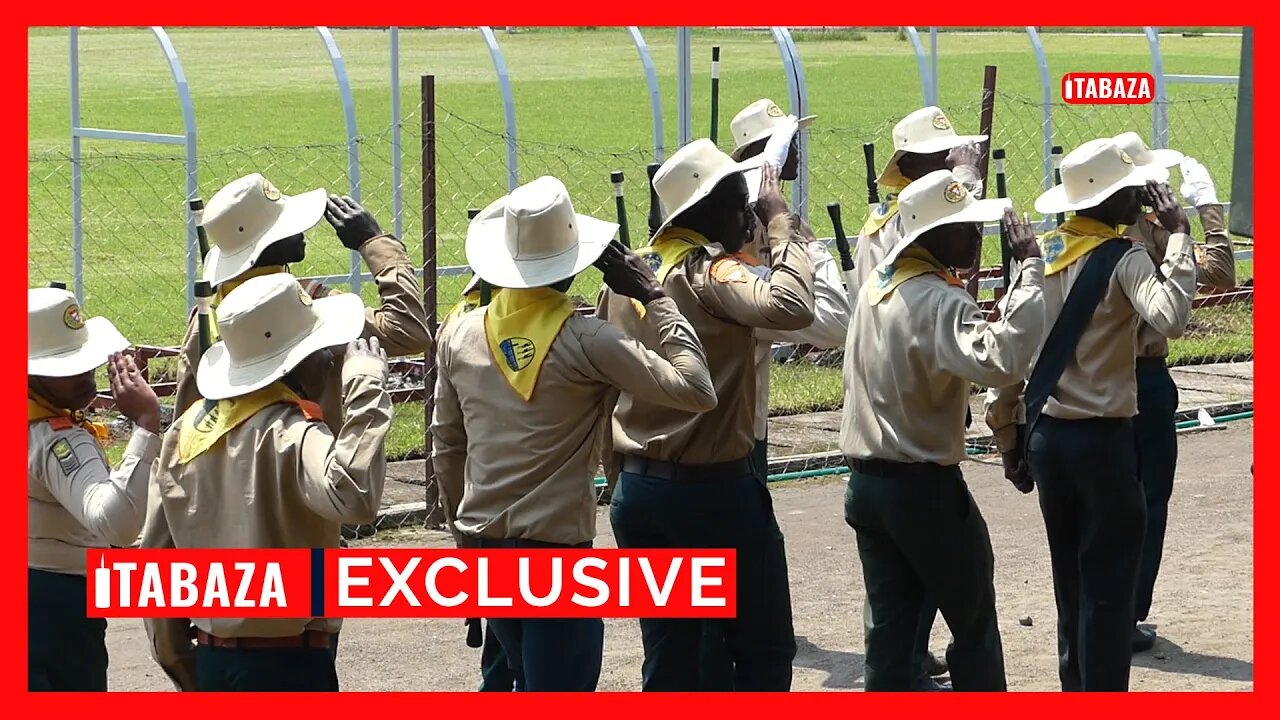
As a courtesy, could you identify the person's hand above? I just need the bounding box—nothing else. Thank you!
[946,142,982,172]
[325,195,384,251]
[346,337,388,378]
[753,163,789,226]
[108,352,160,434]
[1148,180,1190,235]
[1002,450,1033,493]
[762,116,799,171]
[595,241,665,304]
[1002,209,1042,261]
[1178,156,1219,207]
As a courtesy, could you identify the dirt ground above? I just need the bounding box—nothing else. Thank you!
[103,421,1254,692]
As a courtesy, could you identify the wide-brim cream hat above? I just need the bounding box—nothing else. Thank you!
[1034,138,1170,215]
[878,106,987,187]
[201,173,329,287]
[1112,131,1184,169]
[28,288,130,377]
[885,169,1012,264]
[653,138,767,237]
[729,98,816,161]
[196,273,366,400]
[465,176,618,290]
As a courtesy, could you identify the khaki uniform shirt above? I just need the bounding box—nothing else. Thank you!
[432,297,715,546]
[840,258,1047,466]
[598,213,816,469]
[985,229,1197,453]
[747,217,851,440]
[1130,203,1237,357]
[142,355,392,690]
[28,422,160,574]
[174,235,430,428]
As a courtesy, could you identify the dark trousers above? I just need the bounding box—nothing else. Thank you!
[28,569,108,692]
[611,466,796,692]
[196,642,338,691]
[863,593,938,688]
[479,538,604,692]
[1134,358,1179,623]
[479,622,516,691]
[844,464,1006,692]
[1029,416,1146,692]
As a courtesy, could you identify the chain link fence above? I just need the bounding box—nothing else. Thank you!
[29,64,1251,526]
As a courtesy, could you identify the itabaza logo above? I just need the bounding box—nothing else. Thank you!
[1061,73,1155,105]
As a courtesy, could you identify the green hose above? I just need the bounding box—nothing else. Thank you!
[593,409,1253,488]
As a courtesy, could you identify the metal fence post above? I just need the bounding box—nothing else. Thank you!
[1145,27,1170,149]
[903,27,936,107]
[627,27,666,163]
[1026,27,1054,196]
[772,27,810,220]
[69,28,83,305]
[316,27,362,292]
[677,27,693,147]
[480,27,519,191]
[390,27,403,239]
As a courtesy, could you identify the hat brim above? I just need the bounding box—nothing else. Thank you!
[461,274,482,296]
[464,214,619,290]
[1034,164,1170,215]
[875,134,989,186]
[202,188,329,287]
[195,292,366,401]
[28,316,130,377]
[660,154,769,238]
[885,197,1013,265]
[729,115,817,160]
[1136,147,1184,169]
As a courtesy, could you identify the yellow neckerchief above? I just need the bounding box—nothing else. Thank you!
[177,382,322,464]
[483,287,576,402]
[204,265,289,342]
[443,287,504,330]
[629,228,712,317]
[28,393,110,446]
[1040,215,1124,277]
[860,180,912,237]
[866,246,965,305]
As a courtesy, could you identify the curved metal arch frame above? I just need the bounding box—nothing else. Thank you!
[390,27,403,239]
[69,27,200,308]
[771,27,810,219]
[315,27,363,291]
[626,27,666,163]
[480,26,519,192]
[1145,27,1170,149]
[903,27,937,107]
[1026,27,1055,197]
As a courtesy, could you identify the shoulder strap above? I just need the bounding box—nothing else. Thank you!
[1024,238,1132,432]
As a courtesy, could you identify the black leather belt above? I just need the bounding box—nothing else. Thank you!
[1136,356,1169,369]
[621,454,752,482]
[848,458,959,481]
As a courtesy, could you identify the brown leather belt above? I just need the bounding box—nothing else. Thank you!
[196,629,334,650]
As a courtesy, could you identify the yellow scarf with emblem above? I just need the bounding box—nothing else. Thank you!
[177,382,321,463]
[859,181,911,237]
[483,287,575,402]
[28,394,110,446]
[629,228,711,318]
[443,288,504,329]
[866,247,965,305]
[1040,216,1125,277]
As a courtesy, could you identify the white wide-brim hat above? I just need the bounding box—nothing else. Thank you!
[654,139,767,237]
[465,176,618,290]
[878,106,987,187]
[196,273,366,400]
[1112,131,1184,169]
[28,288,130,377]
[1034,138,1170,215]
[729,98,817,161]
[201,173,329,287]
[885,169,1011,265]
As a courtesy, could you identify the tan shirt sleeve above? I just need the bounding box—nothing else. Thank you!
[579,296,717,413]
[697,213,816,331]
[357,235,432,357]
[173,313,201,418]
[978,260,1047,453]
[933,258,1047,389]
[430,332,466,529]
[1117,236,1196,339]
[294,354,392,523]
[140,457,199,691]
[1193,204,1237,290]
[41,427,160,547]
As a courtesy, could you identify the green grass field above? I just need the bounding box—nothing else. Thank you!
[29,27,1251,459]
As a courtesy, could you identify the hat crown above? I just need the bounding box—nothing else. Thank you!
[215,274,321,367]
[202,173,291,255]
[731,98,789,146]
[893,106,958,150]
[501,177,581,261]
[897,170,979,236]
[654,139,739,222]
[1059,139,1142,204]
[28,288,90,360]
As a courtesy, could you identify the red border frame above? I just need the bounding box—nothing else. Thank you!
[8,8,1267,709]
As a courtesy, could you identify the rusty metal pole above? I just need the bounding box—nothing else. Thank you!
[421,74,443,526]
